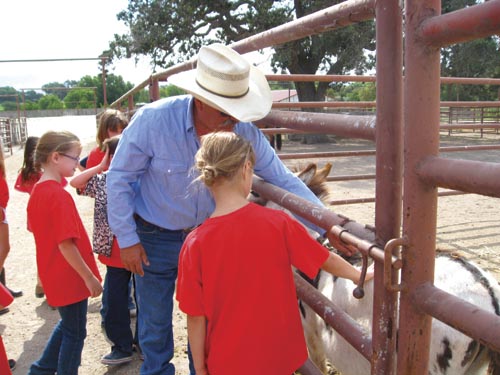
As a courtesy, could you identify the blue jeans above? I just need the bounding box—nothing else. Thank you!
[103,266,135,354]
[101,275,135,322]
[28,299,88,375]
[135,218,192,375]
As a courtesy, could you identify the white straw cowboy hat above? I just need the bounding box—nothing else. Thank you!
[168,43,272,122]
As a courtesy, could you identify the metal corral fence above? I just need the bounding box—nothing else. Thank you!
[109,1,500,374]
[0,117,28,155]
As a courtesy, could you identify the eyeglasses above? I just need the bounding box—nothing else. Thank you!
[59,153,80,162]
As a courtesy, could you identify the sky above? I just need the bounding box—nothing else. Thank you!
[0,1,274,92]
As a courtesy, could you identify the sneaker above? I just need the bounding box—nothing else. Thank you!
[101,349,133,365]
[9,359,16,370]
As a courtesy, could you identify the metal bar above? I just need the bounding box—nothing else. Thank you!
[272,101,376,109]
[278,150,376,160]
[398,0,441,373]
[420,1,500,48]
[266,74,500,86]
[0,57,107,63]
[229,0,376,55]
[417,156,500,198]
[327,174,376,182]
[413,283,500,353]
[372,1,403,371]
[256,110,376,141]
[294,273,373,361]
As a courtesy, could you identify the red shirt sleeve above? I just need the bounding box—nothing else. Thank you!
[177,234,205,316]
[0,177,9,208]
[284,215,330,279]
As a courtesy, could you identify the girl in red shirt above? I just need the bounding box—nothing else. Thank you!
[15,136,68,301]
[27,131,102,375]
[85,109,128,169]
[176,132,373,375]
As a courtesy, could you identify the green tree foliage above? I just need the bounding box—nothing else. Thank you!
[160,84,185,98]
[440,0,499,101]
[64,88,95,109]
[24,90,43,102]
[107,0,375,103]
[0,87,18,104]
[42,82,70,101]
[79,73,135,107]
[38,94,63,110]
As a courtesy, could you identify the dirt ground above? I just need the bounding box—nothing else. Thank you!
[1,127,499,374]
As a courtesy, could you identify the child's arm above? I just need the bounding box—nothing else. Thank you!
[58,239,102,297]
[187,315,209,375]
[321,252,374,284]
[70,148,110,189]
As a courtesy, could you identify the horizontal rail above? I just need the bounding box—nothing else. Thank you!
[294,273,373,360]
[256,110,376,141]
[413,282,500,353]
[328,190,469,206]
[420,1,500,48]
[267,74,500,86]
[417,156,500,198]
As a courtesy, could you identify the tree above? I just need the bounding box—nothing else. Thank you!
[79,74,135,107]
[107,1,375,142]
[440,0,500,101]
[42,82,70,101]
[38,94,63,110]
[108,1,374,102]
[0,87,18,104]
[64,88,95,109]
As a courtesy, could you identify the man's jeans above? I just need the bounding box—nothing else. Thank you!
[28,299,88,375]
[135,217,192,375]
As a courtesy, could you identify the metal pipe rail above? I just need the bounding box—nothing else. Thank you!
[267,74,500,86]
[294,273,373,361]
[417,156,500,198]
[420,0,500,48]
[250,176,406,270]
[413,282,500,353]
[255,110,376,141]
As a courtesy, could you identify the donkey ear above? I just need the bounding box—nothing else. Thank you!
[296,163,317,185]
[316,163,332,181]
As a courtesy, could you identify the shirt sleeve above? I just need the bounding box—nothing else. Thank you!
[176,236,205,316]
[107,111,152,248]
[53,190,83,245]
[283,214,329,279]
[237,123,326,236]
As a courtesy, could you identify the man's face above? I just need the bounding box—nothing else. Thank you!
[194,99,238,134]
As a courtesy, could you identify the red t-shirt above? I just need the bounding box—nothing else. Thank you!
[27,180,101,307]
[98,240,124,268]
[177,203,329,375]
[0,177,8,209]
[86,147,106,170]
[14,172,68,194]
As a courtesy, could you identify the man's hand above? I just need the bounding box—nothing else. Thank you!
[121,243,150,276]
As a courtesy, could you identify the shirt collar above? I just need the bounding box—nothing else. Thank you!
[186,96,195,133]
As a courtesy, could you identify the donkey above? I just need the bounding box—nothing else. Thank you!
[251,162,500,375]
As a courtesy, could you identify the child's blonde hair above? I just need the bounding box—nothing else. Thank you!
[194,132,255,187]
[35,131,81,168]
[96,109,128,149]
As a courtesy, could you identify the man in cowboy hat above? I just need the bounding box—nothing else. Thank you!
[107,43,328,375]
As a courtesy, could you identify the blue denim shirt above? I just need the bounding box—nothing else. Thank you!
[107,95,324,248]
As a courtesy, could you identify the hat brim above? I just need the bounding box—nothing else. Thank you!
[168,65,272,123]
